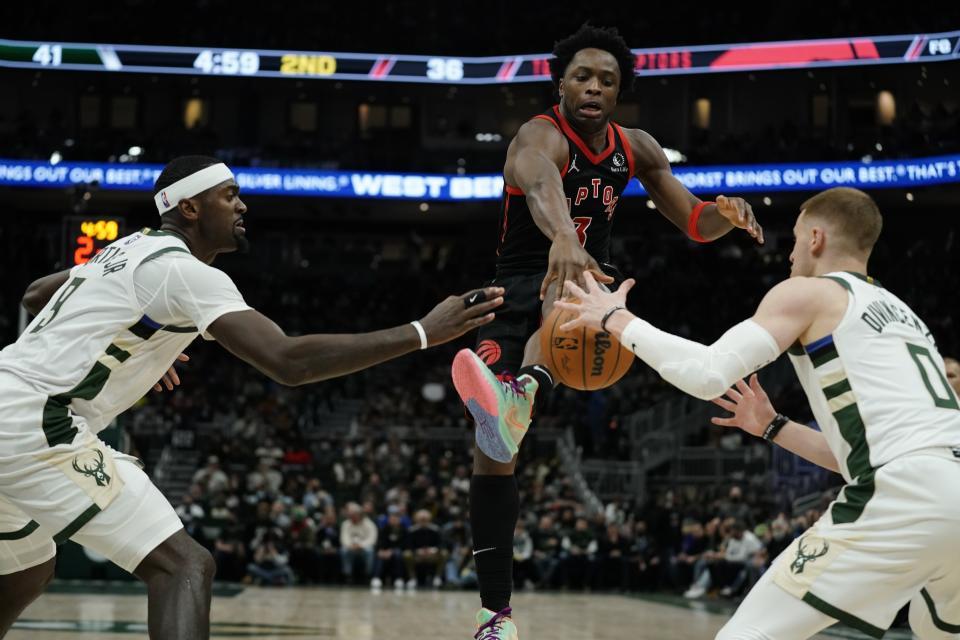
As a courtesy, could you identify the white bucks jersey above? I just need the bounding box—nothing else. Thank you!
[0,229,248,448]
[788,271,960,483]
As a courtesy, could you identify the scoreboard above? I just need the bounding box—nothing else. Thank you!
[1,30,958,84]
[62,216,125,266]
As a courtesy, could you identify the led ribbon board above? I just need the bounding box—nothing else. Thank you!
[0,30,958,83]
[1,155,958,200]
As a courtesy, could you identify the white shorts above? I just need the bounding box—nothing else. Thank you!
[0,435,183,575]
[767,449,960,638]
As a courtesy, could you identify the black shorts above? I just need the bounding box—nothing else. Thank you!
[475,264,626,375]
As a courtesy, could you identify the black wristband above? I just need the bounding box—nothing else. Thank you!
[762,413,789,442]
[600,306,626,333]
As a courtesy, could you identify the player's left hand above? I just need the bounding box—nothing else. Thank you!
[716,195,763,244]
[153,353,189,392]
[710,374,777,437]
[555,271,635,332]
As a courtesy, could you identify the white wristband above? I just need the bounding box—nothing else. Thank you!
[410,320,428,350]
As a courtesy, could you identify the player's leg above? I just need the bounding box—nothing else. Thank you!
[0,557,55,636]
[714,565,836,640]
[454,274,545,638]
[0,494,57,636]
[455,275,557,466]
[69,455,211,640]
[133,530,216,640]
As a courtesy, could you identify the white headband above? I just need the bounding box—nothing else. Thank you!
[154,163,235,215]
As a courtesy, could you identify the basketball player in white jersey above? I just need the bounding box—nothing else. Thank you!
[0,155,504,639]
[556,187,960,639]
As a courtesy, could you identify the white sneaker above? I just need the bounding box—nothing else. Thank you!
[684,585,706,599]
[370,577,382,590]
[393,578,405,590]
[432,576,443,588]
[406,578,418,591]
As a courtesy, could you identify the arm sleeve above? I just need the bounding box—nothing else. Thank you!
[620,318,781,400]
[135,255,251,339]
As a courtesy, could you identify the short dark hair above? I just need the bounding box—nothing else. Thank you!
[549,24,636,96]
[800,187,883,254]
[153,155,221,195]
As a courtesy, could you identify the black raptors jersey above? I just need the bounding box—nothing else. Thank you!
[496,105,635,275]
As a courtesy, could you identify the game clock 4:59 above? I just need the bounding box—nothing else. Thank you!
[63,216,125,266]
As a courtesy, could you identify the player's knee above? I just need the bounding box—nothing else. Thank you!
[192,545,217,583]
[137,532,215,587]
[169,542,216,586]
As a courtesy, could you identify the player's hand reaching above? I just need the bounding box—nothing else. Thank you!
[418,286,504,346]
[153,353,189,393]
[541,233,614,302]
[710,374,777,437]
[715,195,764,244]
[555,271,635,332]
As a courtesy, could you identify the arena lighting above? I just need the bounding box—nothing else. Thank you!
[1,154,958,200]
[49,151,62,165]
[1,30,958,83]
[663,148,688,164]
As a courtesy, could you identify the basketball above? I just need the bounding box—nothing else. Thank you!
[540,302,634,391]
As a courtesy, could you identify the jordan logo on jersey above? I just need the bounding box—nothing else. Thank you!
[72,449,112,487]
[568,153,580,174]
[790,535,829,574]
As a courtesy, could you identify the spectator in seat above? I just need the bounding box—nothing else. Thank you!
[404,509,446,589]
[371,511,408,590]
[340,502,377,584]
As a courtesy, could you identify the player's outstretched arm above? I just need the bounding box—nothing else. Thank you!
[21,269,72,315]
[507,119,614,300]
[556,272,824,400]
[208,286,503,386]
[626,129,762,244]
[712,375,841,473]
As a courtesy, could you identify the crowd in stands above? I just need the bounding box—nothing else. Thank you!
[165,417,836,602]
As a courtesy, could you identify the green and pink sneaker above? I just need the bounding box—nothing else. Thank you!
[475,607,518,640]
[451,349,537,463]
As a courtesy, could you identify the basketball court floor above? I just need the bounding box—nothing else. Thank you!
[8,583,910,639]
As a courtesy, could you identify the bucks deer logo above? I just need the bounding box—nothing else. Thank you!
[790,535,829,575]
[72,449,111,487]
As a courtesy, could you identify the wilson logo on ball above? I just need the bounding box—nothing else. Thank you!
[591,333,612,377]
[476,340,502,365]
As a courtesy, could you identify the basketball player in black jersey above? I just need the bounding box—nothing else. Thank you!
[453,25,763,639]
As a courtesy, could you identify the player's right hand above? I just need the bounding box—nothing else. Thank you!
[710,374,777,437]
[153,353,189,393]
[541,233,614,301]
[418,286,504,347]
